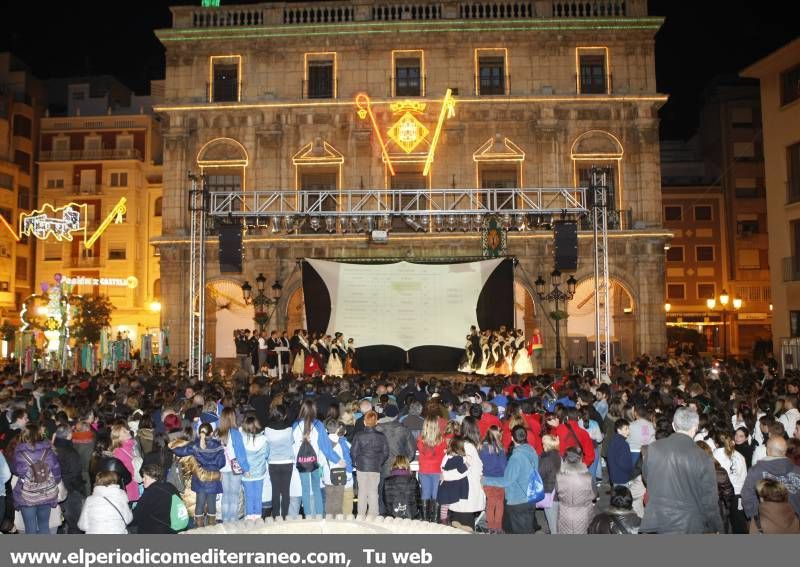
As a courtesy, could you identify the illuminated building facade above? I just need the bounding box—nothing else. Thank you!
[155,0,669,364]
[35,79,163,344]
[0,53,45,328]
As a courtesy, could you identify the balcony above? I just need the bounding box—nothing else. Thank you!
[39,148,143,162]
[783,257,800,282]
[170,0,647,28]
[66,256,103,269]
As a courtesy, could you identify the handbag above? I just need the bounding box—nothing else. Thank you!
[230,458,244,475]
[329,468,347,486]
[536,490,555,509]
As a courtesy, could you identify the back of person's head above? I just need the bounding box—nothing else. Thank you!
[20,423,43,446]
[511,425,528,446]
[364,410,379,428]
[198,422,214,438]
[469,403,483,420]
[695,440,713,457]
[241,414,263,436]
[615,418,630,432]
[564,446,583,465]
[141,463,163,482]
[447,436,466,457]
[391,455,410,471]
[766,435,788,457]
[672,406,699,434]
[95,470,119,487]
[609,486,634,510]
[54,424,72,440]
[756,478,788,503]
[542,434,560,453]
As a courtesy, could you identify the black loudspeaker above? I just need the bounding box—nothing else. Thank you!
[553,221,578,271]
[218,223,243,273]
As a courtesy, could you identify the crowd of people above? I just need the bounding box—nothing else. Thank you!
[0,348,799,535]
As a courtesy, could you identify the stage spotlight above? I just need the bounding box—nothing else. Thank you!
[447,214,457,231]
[350,216,362,232]
[324,216,336,233]
[283,215,295,231]
[404,216,425,232]
[501,213,512,229]
[381,214,392,230]
[364,216,375,232]
[514,214,526,231]
[460,214,471,232]
[270,217,281,233]
[434,215,444,232]
[309,216,321,232]
[474,213,485,228]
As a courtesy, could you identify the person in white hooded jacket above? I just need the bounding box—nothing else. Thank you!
[78,471,132,534]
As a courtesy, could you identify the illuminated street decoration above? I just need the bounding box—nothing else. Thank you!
[15,197,127,249]
[62,275,138,288]
[356,89,456,176]
[0,214,19,242]
[20,203,84,241]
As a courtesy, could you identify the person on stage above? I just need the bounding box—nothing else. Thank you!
[476,335,492,376]
[469,326,482,369]
[266,330,280,378]
[305,334,322,377]
[513,329,534,375]
[290,329,306,376]
[458,335,475,374]
[316,334,331,369]
[257,331,270,375]
[528,328,544,374]
[249,329,260,374]
[279,331,291,376]
[492,332,506,376]
[326,334,345,378]
[344,338,359,375]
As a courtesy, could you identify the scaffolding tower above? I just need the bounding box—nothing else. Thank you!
[187,174,208,380]
[592,167,612,383]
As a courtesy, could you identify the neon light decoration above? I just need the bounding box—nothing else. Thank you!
[20,203,85,241]
[16,197,127,249]
[62,276,138,289]
[356,89,456,176]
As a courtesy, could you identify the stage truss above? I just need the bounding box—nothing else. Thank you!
[188,180,612,380]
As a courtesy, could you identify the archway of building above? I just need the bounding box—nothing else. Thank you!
[203,276,254,359]
[565,276,636,362]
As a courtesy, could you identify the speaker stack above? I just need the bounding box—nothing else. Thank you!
[218,222,243,273]
[553,220,578,272]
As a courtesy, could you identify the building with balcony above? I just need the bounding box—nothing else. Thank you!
[154,0,669,364]
[661,77,773,357]
[36,78,163,344]
[0,53,45,329]
[742,38,800,359]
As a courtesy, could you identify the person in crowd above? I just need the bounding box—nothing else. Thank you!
[0,450,10,523]
[132,463,184,534]
[375,405,416,484]
[696,441,735,533]
[640,407,722,534]
[350,410,388,517]
[78,471,132,534]
[11,423,62,535]
[264,404,296,519]
[417,415,446,522]
[383,455,418,519]
[749,478,800,534]
[438,437,469,526]
[587,486,641,534]
[741,436,800,520]
[216,407,249,523]
[627,404,656,469]
[240,415,268,520]
[110,422,141,504]
[778,396,799,439]
[538,434,561,534]
[556,446,595,534]
[491,426,539,534]
[713,430,748,533]
[292,399,344,518]
[320,419,353,516]
[400,401,424,439]
[52,425,84,533]
[171,422,225,527]
[734,426,755,469]
[444,417,485,530]
[555,409,595,468]
[478,425,507,533]
[607,418,634,487]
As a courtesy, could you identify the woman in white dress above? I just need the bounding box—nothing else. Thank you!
[326,338,344,377]
[458,336,475,374]
[513,330,534,375]
[292,331,308,375]
[475,337,492,376]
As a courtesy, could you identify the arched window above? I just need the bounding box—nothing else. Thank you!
[154,197,162,217]
[153,279,161,300]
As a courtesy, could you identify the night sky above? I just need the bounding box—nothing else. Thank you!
[1,0,796,139]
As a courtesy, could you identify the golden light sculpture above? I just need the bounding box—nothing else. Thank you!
[422,88,455,176]
[84,197,127,249]
[16,197,127,250]
[387,112,429,154]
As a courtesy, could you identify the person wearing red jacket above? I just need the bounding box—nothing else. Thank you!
[475,403,502,440]
[555,409,595,467]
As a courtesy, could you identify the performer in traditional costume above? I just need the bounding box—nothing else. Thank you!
[344,338,359,375]
[476,335,492,376]
[305,336,321,376]
[458,335,475,373]
[528,328,544,374]
[290,329,306,375]
[279,331,291,376]
[326,333,345,377]
[513,329,534,375]
[492,333,506,376]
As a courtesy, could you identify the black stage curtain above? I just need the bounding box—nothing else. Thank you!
[301,258,514,372]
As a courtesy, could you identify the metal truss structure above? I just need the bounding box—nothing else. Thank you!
[188,183,612,379]
[591,168,612,383]
[188,175,208,380]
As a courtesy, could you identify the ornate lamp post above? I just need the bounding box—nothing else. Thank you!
[535,269,577,370]
[241,274,283,332]
[706,289,743,360]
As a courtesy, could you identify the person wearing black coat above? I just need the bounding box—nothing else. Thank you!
[350,411,389,517]
[588,486,641,534]
[133,463,182,534]
[383,456,419,519]
[53,426,85,533]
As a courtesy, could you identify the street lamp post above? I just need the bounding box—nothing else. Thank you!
[535,269,577,370]
[241,274,283,332]
[706,289,742,360]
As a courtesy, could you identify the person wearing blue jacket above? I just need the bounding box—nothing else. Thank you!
[171,422,226,527]
[217,408,250,523]
[486,426,539,534]
[608,419,634,487]
[292,400,345,517]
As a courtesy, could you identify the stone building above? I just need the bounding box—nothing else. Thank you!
[154,0,669,366]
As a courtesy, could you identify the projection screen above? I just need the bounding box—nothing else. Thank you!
[304,258,505,350]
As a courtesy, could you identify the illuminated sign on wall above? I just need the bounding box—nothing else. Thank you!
[20,203,84,241]
[355,89,456,176]
[62,275,139,288]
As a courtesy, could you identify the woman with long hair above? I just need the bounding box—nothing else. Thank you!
[712,430,748,533]
[697,441,734,533]
[11,424,62,535]
[110,422,141,503]
[217,407,250,523]
[444,416,485,530]
[556,446,595,534]
[538,434,561,534]
[478,426,507,532]
[292,399,344,517]
[416,416,446,522]
[171,422,226,527]
[240,415,268,520]
[264,404,295,518]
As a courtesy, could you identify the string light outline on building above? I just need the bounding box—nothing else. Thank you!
[15,197,128,248]
[355,93,395,175]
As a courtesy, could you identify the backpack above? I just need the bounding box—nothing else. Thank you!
[295,435,319,473]
[20,448,59,506]
[169,494,190,531]
[526,467,545,504]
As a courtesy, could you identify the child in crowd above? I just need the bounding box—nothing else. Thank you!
[321,419,354,516]
[171,422,226,527]
[478,426,507,532]
[437,437,469,524]
[383,455,418,519]
[78,471,132,534]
